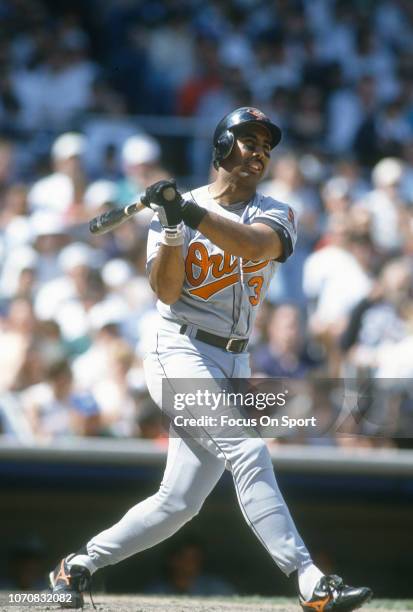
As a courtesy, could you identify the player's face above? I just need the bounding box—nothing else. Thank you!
[228,124,272,182]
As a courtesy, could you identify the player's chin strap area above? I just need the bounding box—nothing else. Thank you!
[179,324,248,353]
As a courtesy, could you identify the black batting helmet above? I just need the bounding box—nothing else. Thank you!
[212,107,282,169]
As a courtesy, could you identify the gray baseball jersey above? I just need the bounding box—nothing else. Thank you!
[68,185,311,582]
[147,185,297,339]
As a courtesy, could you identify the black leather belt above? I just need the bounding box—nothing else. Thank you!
[179,325,248,353]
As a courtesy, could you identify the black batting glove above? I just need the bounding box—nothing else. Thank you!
[141,179,183,228]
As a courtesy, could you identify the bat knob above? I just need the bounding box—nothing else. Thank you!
[162,186,176,201]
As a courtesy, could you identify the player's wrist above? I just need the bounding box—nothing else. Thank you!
[160,222,185,246]
[181,200,207,229]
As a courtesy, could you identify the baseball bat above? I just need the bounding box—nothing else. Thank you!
[89,185,177,235]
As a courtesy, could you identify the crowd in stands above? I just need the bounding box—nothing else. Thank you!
[0,0,413,447]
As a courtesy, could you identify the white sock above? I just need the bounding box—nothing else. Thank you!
[298,563,324,600]
[67,553,97,575]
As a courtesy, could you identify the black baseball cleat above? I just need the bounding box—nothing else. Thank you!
[49,554,95,609]
[300,574,372,611]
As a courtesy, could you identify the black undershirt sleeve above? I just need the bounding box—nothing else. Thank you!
[253,218,293,262]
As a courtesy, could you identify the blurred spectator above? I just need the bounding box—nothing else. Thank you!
[83,179,118,218]
[356,157,408,253]
[320,177,352,216]
[0,245,38,302]
[0,183,28,227]
[177,35,222,117]
[355,97,413,165]
[0,139,15,190]
[327,74,378,155]
[0,537,47,590]
[108,23,173,115]
[146,536,235,596]
[261,152,319,223]
[0,298,35,392]
[303,213,374,374]
[330,157,369,202]
[251,304,319,378]
[28,132,87,219]
[136,396,168,444]
[289,85,325,148]
[342,257,413,377]
[263,86,293,136]
[89,338,138,437]
[147,10,195,90]
[11,28,97,129]
[21,359,103,440]
[118,133,169,207]
[249,35,300,104]
[72,323,125,391]
[33,242,104,345]
[375,0,413,50]
[347,25,397,100]
[83,80,136,179]
[100,257,155,345]
[28,214,69,284]
[0,71,21,138]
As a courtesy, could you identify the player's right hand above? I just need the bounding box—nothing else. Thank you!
[141,179,184,228]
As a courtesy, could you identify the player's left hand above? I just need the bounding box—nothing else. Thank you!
[142,179,184,228]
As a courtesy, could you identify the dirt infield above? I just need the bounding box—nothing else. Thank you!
[1,594,413,612]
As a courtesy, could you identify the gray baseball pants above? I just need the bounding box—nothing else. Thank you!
[78,318,311,576]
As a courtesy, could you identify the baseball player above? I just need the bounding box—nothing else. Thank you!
[49,108,372,611]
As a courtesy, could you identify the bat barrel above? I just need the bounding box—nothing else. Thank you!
[88,183,177,235]
[89,206,132,235]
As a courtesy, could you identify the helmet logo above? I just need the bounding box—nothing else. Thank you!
[247,108,267,121]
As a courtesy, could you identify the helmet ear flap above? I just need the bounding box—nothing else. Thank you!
[213,130,235,169]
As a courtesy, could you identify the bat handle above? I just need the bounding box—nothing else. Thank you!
[124,202,142,216]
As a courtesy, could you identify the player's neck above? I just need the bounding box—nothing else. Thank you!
[208,175,256,206]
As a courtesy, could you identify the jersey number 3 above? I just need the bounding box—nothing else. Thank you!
[248,276,264,306]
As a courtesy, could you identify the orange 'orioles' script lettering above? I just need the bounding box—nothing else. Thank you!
[185,241,270,303]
